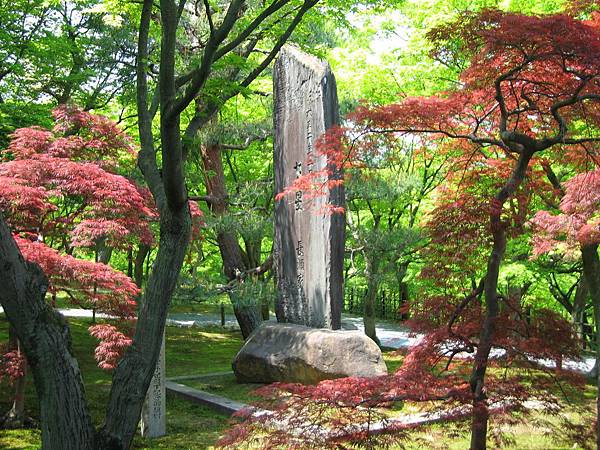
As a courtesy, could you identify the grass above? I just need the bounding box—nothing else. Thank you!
[165,326,243,378]
[0,314,243,449]
[0,429,41,450]
[182,373,263,403]
[0,314,596,449]
[403,404,594,450]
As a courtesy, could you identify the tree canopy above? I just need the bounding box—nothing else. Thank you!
[0,1,599,449]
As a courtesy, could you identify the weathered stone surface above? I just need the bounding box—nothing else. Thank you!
[273,45,345,330]
[232,323,388,384]
[140,333,166,438]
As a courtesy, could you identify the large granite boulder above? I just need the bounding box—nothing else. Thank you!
[232,323,387,384]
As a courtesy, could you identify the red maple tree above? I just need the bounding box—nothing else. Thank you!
[0,107,150,426]
[228,7,600,449]
[0,105,204,428]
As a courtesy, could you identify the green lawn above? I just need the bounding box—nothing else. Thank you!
[0,315,243,450]
[0,315,595,449]
[182,373,263,404]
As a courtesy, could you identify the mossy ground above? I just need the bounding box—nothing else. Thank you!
[0,315,241,449]
[0,314,595,449]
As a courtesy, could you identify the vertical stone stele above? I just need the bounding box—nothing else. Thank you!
[140,333,166,438]
[273,45,345,330]
[232,47,386,385]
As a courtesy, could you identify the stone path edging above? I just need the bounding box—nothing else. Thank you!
[167,371,234,382]
[165,380,248,416]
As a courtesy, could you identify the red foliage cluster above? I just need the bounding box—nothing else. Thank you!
[15,236,138,318]
[0,109,156,248]
[8,105,135,167]
[531,168,600,255]
[350,10,600,163]
[0,156,155,247]
[0,349,26,383]
[0,107,151,371]
[88,324,134,371]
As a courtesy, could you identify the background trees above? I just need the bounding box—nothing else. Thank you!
[223,5,600,449]
[0,0,599,449]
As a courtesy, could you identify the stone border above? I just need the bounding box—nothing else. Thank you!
[167,371,234,382]
[165,380,248,416]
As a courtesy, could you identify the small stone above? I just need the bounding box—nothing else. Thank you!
[232,323,388,384]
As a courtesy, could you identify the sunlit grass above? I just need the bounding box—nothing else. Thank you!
[0,314,241,449]
[0,314,596,449]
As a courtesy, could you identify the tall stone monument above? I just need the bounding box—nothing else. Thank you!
[232,47,386,384]
[273,45,345,330]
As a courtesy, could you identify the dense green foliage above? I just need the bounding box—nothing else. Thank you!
[0,0,599,448]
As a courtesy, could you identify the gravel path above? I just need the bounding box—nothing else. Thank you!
[2,307,594,374]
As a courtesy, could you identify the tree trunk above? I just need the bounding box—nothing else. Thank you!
[98,208,191,449]
[244,237,270,320]
[580,243,600,449]
[0,214,96,449]
[201,143,261,338]
[469,149,534,450]
[261,300,270,321]
[396,261,410,320]
[127,246,133,278]
[134,244,151,288]
[363,257,380,345]
[97,237,113,265]
[572,276,588,346]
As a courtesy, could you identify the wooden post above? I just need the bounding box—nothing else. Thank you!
[220,302,225,327]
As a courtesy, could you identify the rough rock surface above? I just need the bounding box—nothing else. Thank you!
[273,45,345,329]
[232,323,388,384]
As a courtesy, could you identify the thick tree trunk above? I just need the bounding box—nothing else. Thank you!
[218,230,262,338]
[201,143,261,338]
[469,149,533,450]
[580,244,600,449]
[98,208,191,449]
[363,257,380,345]
[0,214,96,449]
